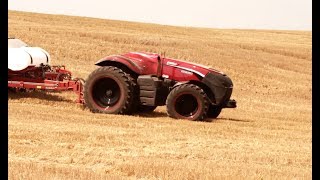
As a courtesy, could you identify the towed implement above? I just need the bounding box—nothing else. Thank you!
[8,38,84,103]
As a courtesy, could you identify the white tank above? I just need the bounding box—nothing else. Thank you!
[8,47,51,71]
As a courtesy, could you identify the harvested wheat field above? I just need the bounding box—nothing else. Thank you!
[8,10,312,179]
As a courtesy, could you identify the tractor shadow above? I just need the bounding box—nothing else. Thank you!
[8,90,72,103]
[135,111,168,118]
[215,117,252,123]
[134,112,252,122]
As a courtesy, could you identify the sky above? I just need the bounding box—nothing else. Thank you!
[8,0,312,31]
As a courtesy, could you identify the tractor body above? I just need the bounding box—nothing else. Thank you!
[84,52,236,121]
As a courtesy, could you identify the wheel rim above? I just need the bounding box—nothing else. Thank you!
[92,77,121,108]
[174,94,199,117]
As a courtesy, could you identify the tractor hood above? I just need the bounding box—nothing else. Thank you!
[123,52,226,77]
[97,52,226,77]
[163,57,225,77]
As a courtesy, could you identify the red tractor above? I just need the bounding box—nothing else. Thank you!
[84,52,236,121]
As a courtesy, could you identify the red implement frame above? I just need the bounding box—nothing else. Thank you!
[8,65,84,103]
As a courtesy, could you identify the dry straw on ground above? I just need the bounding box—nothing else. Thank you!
[8,10,311,179]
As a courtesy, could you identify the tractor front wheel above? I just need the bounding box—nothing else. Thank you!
[206,105,222,121]
[166,84,209,121]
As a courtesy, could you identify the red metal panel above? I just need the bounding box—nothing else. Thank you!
[8,65,84,104]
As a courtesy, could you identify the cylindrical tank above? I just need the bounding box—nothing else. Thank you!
[8,47,51,71]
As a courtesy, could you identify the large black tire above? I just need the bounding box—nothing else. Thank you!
[84,66,135,114]
[166,84,209,121]
[137,105,157,113]
[207,105,222,120]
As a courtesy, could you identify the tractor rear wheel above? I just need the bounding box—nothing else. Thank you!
[166,84,209,121]
[84,66,135,114]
